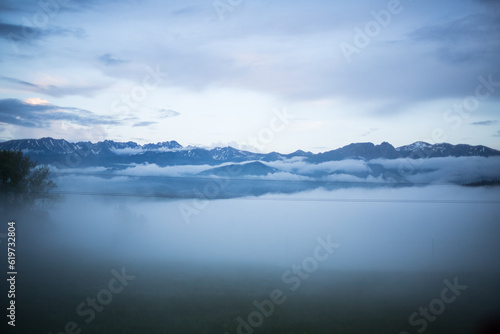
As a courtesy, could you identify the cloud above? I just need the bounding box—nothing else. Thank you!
[98,53,128,66]
[471,120,499,126]
[246,171,384,183]
[133,121,157,127]
[25,97,50,105]
[139,107,181,119]
[0,76,38,88]
[372,156,500,184]
[158,109,180,118]
[247,172,313,182]
[265,158,371,176]
[22,0,490,108]
[323,173,385,184]
[109,148,145,155]
[0,98,119,128]
[0,22,42,42]
[477,0,500,8]
[0,2,18,12]
[50,166,109,174]
[360,128,379,137]
[407,13,500,65]
[170,5,204,16]
[115,163,215,177]
[0,22,85,46]
[251,156,500,185]
[0,76,106,97]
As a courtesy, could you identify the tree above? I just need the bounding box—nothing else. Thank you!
[0,150,58,211]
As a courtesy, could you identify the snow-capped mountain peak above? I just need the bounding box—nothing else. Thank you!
[0,138,499,168]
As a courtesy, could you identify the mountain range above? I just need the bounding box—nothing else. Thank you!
[1,137,499,197]
[1,137,499,168]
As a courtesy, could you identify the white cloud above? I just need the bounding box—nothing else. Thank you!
[322,173,385,184]
[110,148,145,155]
[24,97,50,105]
[50,166,109,174]
[246,172,313,181]
[115,163,215,177]
[266,158,371,175]
[371,156,500,184]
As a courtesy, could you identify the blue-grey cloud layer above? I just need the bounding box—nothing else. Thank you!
[98,53,128,66]
[471,120,499,126]
[1,0,499,150]
[0,98,118,127]
[4,0,498,103]
[0,76,106,97]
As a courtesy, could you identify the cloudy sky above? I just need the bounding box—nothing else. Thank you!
[0,0,499,153]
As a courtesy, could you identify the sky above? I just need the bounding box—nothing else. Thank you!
[0,0,499,153]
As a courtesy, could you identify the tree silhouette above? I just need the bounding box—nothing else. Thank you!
[0,150,58,211]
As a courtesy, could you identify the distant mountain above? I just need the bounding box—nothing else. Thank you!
[0,138,499,169]
[2,137,499,197]
[309,142,399,162]
[0,137,182,155]
[0,137,77,154]
[143,141,182,150]
[396,141,500,158]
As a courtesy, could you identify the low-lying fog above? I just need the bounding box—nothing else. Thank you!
[20,185,500,272]
[11,184,500,333]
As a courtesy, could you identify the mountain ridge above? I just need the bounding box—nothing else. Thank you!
[0,137,499,168]
[2,137,499,195]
